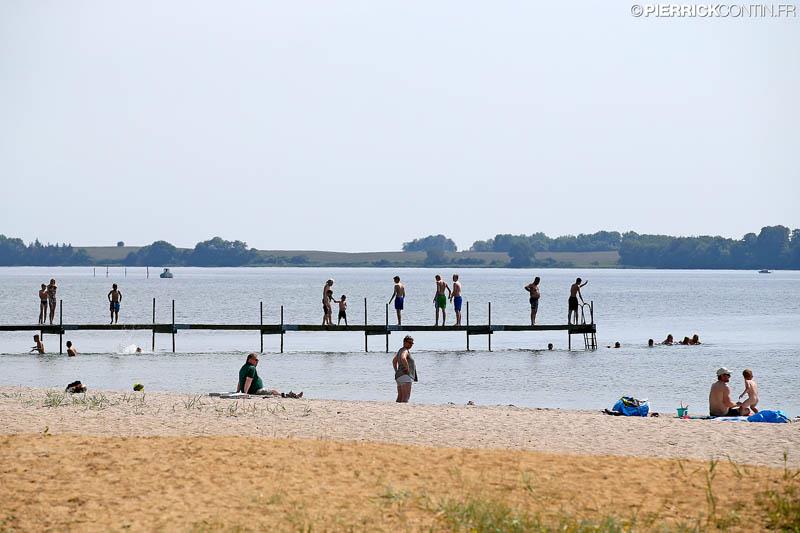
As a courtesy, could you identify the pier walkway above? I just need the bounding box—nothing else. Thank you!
[2,299,597,353]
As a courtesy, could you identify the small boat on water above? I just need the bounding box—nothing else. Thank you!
[758,269,771,274]
[159,268,174,278]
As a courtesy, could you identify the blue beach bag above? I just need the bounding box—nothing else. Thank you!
[612,396,650,417]
[747,410,789,423]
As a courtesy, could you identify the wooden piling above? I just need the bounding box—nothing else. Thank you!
[59,299,63,354]
[385,303,389,353]
[488,302,492,352]
[106,266,109,277]
[259,301,264,353]
[124,267,127,277]
[466,301,470,351]
[280,305,284,353]
[93,267,96,277]
[171,299,175,353]
[146,266,149,279]
[364,298,368,352]
[151,298,156,351]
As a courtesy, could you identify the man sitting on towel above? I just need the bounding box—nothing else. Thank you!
[237,352,303,398]
[709,367,741,416]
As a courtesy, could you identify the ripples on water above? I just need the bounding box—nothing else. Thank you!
[0,267,798,414]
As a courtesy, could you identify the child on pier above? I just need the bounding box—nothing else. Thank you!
[336,295,348,326]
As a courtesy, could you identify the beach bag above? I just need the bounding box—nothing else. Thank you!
[747,410,789,423]
[612,396,649,417]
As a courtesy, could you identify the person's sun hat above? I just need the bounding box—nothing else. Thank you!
[716,367,731,376]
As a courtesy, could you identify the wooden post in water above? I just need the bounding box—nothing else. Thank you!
[171,299,175,353]
[151,298,156,351]
[146,266,149,279]
[93,267,96,277]
[106,266,109,277]
[364,298,368,352]
[59,299,63,354]
[280,305,284,353]
[259,301,264,353]
[488,302,492,352]
[124,267,127,277]
[590,300,594,324]
[466,301,470,351]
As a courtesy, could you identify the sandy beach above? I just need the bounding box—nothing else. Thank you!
[1,386,798,531]
[1,386,797,467]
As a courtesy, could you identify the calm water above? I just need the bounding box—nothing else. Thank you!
[0,267,798,415]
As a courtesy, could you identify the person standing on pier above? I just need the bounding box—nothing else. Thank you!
[524,276,541,325]
[392,335,417,403]
[567,277,587,325]
[38,283,48,325]
[108,283,122,324]
[321,279,334,325]
[450,274,463,326]
[388,276,405,325]
[433,275,451,326]
[46,279,57,325]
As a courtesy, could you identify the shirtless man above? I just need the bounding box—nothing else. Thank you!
[524,276,541,325]
[387,276,405,325]
[450,274,463,326]
[709,367,741,417]
[433,275,451,326]
[107,283,122,324]
[47,279,57,325]
[568,278,588,325]
[66,340,77,357]
[321,279,334,325]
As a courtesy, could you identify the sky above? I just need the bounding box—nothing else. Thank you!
[1,1,798,252]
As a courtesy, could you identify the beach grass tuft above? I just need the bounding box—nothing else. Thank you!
[758,454,800,531]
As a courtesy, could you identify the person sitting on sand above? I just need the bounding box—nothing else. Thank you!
[30,334,45,354]
[738,368,759,416]
[662,334,674,345]
[237,352,302,398]
[66,340,77,357]
[709,367,741,417]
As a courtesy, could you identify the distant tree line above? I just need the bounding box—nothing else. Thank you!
[465,226,800,269]
[0,235,90,266]
[2,226,799,269]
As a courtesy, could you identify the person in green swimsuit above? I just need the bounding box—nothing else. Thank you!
[433,274,451,326]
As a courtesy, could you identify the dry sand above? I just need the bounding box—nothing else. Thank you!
[1,387,798,531]
[1,386,797,467]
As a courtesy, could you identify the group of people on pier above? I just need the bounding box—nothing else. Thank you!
[323,275,590,327]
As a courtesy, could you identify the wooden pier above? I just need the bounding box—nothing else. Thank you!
[3,299,597,353]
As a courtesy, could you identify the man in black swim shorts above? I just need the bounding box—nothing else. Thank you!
[567,277,587,325]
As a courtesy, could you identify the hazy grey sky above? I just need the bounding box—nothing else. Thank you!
[1,1,798,251]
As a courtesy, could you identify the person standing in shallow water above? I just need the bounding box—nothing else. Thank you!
[393,336,417,403]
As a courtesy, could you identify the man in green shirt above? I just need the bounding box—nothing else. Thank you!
[237,353,303,398]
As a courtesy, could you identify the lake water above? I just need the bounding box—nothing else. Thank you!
[1,267,798,415]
